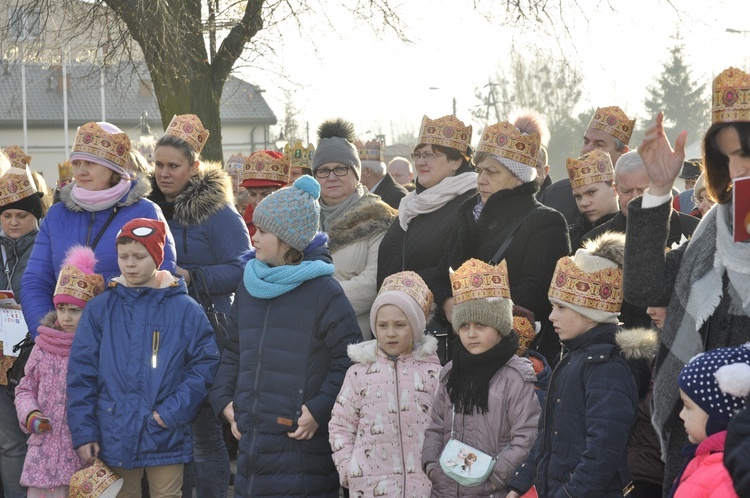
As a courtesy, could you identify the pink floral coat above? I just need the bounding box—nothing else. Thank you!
[329,335,441,497]
[14,313,84,488]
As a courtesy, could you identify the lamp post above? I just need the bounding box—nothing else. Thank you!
[275,130,288,151]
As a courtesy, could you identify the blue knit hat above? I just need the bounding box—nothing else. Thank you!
[253,176,321,251]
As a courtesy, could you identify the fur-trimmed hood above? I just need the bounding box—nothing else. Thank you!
[60,176,153,212]
[40,311,61,330]
[616,327,659,361]
[347,334,438,364]
[327,193,397,253]
[150,166,234,226]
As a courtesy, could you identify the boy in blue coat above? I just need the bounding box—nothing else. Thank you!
[67,218,220,498]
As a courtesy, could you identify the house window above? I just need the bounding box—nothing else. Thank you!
[8,8,42,40]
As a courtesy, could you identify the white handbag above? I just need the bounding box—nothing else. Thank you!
[439,406,497,487]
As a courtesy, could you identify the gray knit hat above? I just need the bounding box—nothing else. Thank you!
[253,176,321,251]
[311,118,361,179]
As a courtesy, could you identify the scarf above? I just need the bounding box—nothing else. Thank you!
[243,258,334,299]
[35,324,74,356]
[69,178,132,212]
[446,331,519,414]
[320,184,367,232]
[398,172,478,230]
[652,203,750,456]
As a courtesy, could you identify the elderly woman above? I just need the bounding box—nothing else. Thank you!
[433,113,570,361]
[312,118,396,339]
[692,172,715,218]
[623,67,750,494]
[21,122,177,339]
[148,114,251,498]
[0,148,45,498]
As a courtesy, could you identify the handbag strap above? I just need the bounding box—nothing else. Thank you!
[189,268,215,312]
[489,210,533,265]
[89,207,119,251]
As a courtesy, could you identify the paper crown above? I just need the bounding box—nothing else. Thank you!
[164,114,210,155]
[241,150,290,187]
[354,139,385,163]
[379,271,433,318]
[587,106,635,145]
[418,115,472,153]
[72,122,131,171]
[0,164,38,208]
[712,67,750,124]
[226,153,246,169]
[284,141,316,171]
[450,259,511,305]
[3,146,31,169]
[69,458,124,498]
[57,160,73,186]
[566,149,614,189]
[476,121,540,168]
[53,260,105,308]
[513,305,536,356]
[548,256,623,314]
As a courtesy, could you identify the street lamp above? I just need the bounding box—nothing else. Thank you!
[275,130,288,151]
[139,111,157,150]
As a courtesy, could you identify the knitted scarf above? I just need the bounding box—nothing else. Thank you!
[35,324,74,356]
[398,172,478,230]
[69,178,132,212]
[320,184,366,232]
[446,331,519,415]
[243,258,334,299]
[652,203,750,456]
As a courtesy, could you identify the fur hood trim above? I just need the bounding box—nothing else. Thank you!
[347,334,438,364]
[327,194,396,253]
[40,311,60,330]
[171,166,234,226]
[616,327,659,361]
[581,231,626,268]
[111,270,179,289]
[60,176,152,212]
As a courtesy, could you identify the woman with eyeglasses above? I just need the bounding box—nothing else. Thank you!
[691,172,715,218]
[376,115,478,360]
[312,118,396,339]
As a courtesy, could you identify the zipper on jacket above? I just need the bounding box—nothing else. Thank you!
[86,211,95,246]
[393,357,408,493]
[182,230,188,257]
[248,304,271,491]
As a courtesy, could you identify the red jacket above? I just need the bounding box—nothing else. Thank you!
[673,431,738,498]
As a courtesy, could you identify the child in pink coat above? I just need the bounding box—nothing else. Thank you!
[329,271,441,497]
[670,344,750,498]
[14,246,104,498]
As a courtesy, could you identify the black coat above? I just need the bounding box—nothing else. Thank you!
[725,398,750,498]
[568,211,617,253]
[538,177,579,225]
[371,173,408,210]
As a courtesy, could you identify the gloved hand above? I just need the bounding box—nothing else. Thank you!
[27,411,52,434]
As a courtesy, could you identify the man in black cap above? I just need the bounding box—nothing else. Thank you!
[672,158,702,214]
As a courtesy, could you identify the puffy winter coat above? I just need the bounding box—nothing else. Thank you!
[21,178,177,338]
[209,241,362,497]
[327,193,396,339]
[148,168,251,315]
[328,336,441,497]
[671,431,738,498]
[67,274,219,469]
[533,323,638,498]
[725,400,750,497]
[422,355,540,498]
[15,313,82,488]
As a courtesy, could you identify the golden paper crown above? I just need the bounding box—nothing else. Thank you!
[164,114,210,155]
[548,257,623,313]
[566,149,614,189]
[476,122,540,168]
[450,259,511,305]
[379,271,433,318]
[587,106,635,145]
[69,458,123,498]
[54,264,105,305]
[354,139,385,162]
[284,141,315,170]
[712,67,750,124]
[418,115,472,153]
[57,161,73,185]
[72,122,131,171]
[241,150,290,186]
[226,153,246,169]
[0,165,38,207]
[513,315,536,356]
[3,146,31,169]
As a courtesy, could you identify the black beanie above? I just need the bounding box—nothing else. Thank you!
[0,193,44,220]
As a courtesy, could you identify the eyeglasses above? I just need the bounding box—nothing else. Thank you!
[410,152,445,161]
[314,166,351,178]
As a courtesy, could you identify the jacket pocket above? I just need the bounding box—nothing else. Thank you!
[139,412,184,456]
[96,398,117,432]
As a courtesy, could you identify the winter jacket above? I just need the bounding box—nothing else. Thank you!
[672,188,696,215]
[67,274,219,469]
[149,168,251,315]
[372,173,409,211]
[209,242,362,497]
[328,193,397,339]
[671,431,738,498]
[537,177,579,225]
[329,337,442,497]
[568,211,617,252]
[432,184,570,324]
[422,355,540,497]
[532,323,639,498]
[725,399,750,498]
[14,313,82,488]
[21,178,177,339]
[0,228,37,385]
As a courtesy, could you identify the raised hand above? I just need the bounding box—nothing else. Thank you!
[638,112,688,196]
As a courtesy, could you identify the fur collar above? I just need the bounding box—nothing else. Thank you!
[40,311,62,330]
[327,194,396,253]
[616,327,659,361]
[347,334,438,364]
[60,176,152,212]
[111,270,179,289]
[151,166,234,227]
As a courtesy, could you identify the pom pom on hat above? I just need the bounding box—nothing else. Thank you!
[715,362,750,398]
[312,118,361,178]
[253,176,321,252]
[294,175,321,200]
